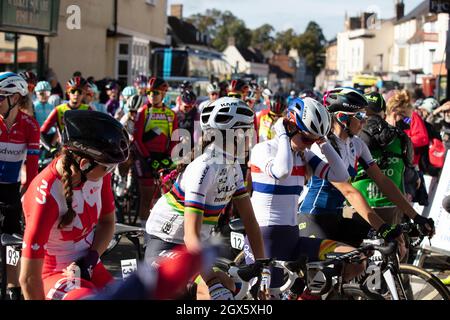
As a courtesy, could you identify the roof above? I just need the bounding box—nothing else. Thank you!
[235,46,266,63]
[168,16,209,46]
[396,0,429,24]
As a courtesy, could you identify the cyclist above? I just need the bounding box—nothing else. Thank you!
[134,74,148,97]
[218,81,229,98]
[40,77,91,143]
[133,77,178,226]
[20,110,130,300]
[173,90,201,150]
[198,82,219,112]
[85,81,107,114]
[145,97,267,300]
[298,87,435,247]
[105,81,120,117]
[33,81,54,128]
[18,71,38,116]
[247,81,264,113]
[116,86,138,120]
[255,93,288,142]
[228,79,250,101]
[248,97,365,299]
[0,72,40,300]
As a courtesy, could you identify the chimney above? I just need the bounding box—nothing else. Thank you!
[395,0,405,21]
[170,4,183,19]
[228,36,236,47]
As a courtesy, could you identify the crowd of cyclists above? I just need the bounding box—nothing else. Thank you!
[0,68,444,301]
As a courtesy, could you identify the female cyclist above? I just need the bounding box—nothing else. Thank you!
[298,87,435,247]
[248,97,365,299]
[0,72,40,300]
[20,110,130,300]
[145,97,267,300]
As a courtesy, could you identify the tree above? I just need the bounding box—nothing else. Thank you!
[296,22,327,78]
[251,24,275,51]
[186,9,222,39]
[274,28,297,53]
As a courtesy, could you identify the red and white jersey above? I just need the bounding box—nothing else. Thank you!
[22,158,115,277]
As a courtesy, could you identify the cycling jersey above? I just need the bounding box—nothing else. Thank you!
[256,109,277,142]
[33,101,54,127]
[0,110,40,189]
[40,103,91,135]
[299,135,376,215]
[146,144,248,244]
[133,104,178,158]
[22,158,115,277]
[250,136,349,227]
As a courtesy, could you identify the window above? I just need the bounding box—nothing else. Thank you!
[119,43,129,55]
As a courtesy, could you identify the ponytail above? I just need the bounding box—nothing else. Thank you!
[58,149,77,228]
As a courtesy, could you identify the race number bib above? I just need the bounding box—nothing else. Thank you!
[230,232,245,250]
[121,259,138,279]
[6,246,20,266]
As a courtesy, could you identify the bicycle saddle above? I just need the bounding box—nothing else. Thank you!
[229,219,245,233]
[1,233,23,247]
[114,223,145,236]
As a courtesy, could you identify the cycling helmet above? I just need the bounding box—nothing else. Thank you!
[181,90,197,105]
[122,86,138,98]
[86,81,99,95]
[66,76,88,93]
[105,80,119,91]
[287,98,331,137]
[207,82,219,94]
[419,97,440,114]
[300,89,319,100]
[180,81,193,92]
[228,79,249,96]
[148,77,169,92]
[35,81,52,93]
[62,110,130,164]
[270,94,288,115]
[262,88,273,100]
[323,87,368,113]
[134,75,148,88]
[247,82,261,101]
[0,72,28,97]
[19,71,37,86]
[365,92,386,114]
[126,95,145,112]
[201,97,254,131]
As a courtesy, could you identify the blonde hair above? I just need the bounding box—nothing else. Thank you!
[386,90,412,115]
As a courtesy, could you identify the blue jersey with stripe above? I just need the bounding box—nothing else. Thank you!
[299,135,376,215]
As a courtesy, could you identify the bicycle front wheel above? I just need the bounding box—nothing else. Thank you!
[398,264,450,300]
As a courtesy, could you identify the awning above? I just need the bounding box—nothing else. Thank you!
[0,50,37,64]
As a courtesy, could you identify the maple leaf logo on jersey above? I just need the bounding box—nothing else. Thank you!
[60,202,98,242]
[31,243,40,251]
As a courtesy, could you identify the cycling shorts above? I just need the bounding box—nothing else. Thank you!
[0,183,22,235]
[244,225,338,288]
[298,212,371,248]
[43,262,113,300]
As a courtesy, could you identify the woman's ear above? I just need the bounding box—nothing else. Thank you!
[79,158,92,171]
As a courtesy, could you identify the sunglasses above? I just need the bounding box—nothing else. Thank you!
[228,93,242,99]
[210,92,219,96]
[147,90,161,96]
[94,161,117,174]
[37,91,51,96]
[0,94,11,103]
[68,89,83,95]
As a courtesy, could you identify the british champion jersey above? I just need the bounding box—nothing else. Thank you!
[146,145,248,244]
[300,135,376,215]
[251,138,349,227]
[0,110,40,187]
[22,159,115,277]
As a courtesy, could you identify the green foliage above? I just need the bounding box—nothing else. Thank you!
[296,22,326,77]
[251,24,275,51]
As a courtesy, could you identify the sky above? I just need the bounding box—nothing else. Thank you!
[167,0,425,40]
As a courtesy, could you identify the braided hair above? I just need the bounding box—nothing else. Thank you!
[58,149,78,228]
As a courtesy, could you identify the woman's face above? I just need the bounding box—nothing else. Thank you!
[0,93,19,116]
[79,158,116,182]
[348,115,366,135]
[286,122,320,152]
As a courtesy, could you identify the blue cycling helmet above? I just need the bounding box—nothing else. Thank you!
[287,98,331,137]
[35,81,52,93]
[122,86,138,98]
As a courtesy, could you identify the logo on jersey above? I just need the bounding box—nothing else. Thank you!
[35,179,49,205]
[198,166,209,185]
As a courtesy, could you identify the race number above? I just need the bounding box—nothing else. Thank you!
[230,232,245,250]
[121,259,138,279]
[6,246,20,266]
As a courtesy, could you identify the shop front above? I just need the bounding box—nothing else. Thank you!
[0,0,60,77]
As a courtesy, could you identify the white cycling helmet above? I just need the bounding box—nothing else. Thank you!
[419,97,439,114]
[0,72,28,97]
[206,82,219,94]
[287,97,331,137]
[262,88,273,100]
[201,97,254,131]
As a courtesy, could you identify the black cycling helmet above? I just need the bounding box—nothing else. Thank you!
[105,80,119,91]
[180,81,193,92]
[62,110,130,164]
[66,76,88,93]
[127,95,145,112]
[134,75,148,87]
[270,93,288,115]
[323,87,368,113]
[365,92,386,114]
[19,71,37,85]
[181,90,197,105]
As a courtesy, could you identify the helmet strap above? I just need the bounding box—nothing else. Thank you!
[336,116,354,138]
[3,96,18,120]
[72,156,97,184]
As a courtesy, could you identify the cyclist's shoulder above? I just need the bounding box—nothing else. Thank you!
[18,110,40,130]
